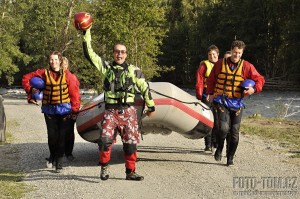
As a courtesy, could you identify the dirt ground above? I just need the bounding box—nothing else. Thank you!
[1,98,300,199]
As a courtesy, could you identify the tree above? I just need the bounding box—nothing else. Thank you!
[0,0,31,86]
[157,0,207,85]
[86,0,168,79]
[275,0,300,82]
[15,0,168,91]
[1,0,299,89]
[15,0,100,88]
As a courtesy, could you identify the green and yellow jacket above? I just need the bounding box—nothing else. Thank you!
[82,29,155,109]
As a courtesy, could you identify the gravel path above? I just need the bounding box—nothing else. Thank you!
[3,98,300,199]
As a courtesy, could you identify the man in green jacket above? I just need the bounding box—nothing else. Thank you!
[82,28,155,181]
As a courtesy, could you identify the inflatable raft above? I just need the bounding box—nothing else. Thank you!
[76,82,214,143]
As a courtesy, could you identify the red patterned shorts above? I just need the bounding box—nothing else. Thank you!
[101,106,140,144]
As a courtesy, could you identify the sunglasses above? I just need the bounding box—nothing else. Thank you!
[114,49,127,54]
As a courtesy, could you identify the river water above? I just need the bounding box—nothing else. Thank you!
[242,90,300,120]
[185,89,300,121]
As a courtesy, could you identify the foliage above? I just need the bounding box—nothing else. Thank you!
[88,0,168,80]
[4,0,167,90]
[0,0,31,86]
[0,0,300,88]
[276,0,300,81]
[19,0,80,73]
[157,0,300,85]
[157,0,206,84]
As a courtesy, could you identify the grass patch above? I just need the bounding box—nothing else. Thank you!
[6,120,20,129]
[0,171,32,199]
[4,132,13,143]
[290,153,300,158]
[241,117,300,149]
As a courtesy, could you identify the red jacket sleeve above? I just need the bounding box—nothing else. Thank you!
[22,69,46,103]
[195,63,206,100]
[241,61,265,93]
[66,71,81,113]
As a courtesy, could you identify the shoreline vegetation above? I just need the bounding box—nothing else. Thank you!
[241,116,300,155]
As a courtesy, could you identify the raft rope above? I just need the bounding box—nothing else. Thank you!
[76,88,211,114]
[149,88,211,110]
[77,101,104,113]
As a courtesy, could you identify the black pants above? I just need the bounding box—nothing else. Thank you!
[201,96,216,148]
[44,114,70,160]
[214,103,243,159]
[65,119,75,157]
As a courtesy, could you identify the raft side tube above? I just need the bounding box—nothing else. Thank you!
[142,82,213,131]
[78,123,101,143]
[76,82,214,143]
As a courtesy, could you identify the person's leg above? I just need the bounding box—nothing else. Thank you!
[99,110,117,180]
[225,132,231,157]
[122,107,143,181]
[65,118,75,160]
[44,114,59,168]
[211,127,217,155]
[54,114,69,171]
[211,103,219,155]
[204,131,212,152]
[214,104,230,161]
[99,145,113,165]
[123,143,143,180]
[227,108,243,166]
[99,145,112,180]
[202,96,212,151]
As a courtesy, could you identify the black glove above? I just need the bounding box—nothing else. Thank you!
[147,106,155,112]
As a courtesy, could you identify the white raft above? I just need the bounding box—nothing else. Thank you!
[76,82,214,143]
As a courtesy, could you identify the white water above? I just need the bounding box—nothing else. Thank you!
[243,90,300,120]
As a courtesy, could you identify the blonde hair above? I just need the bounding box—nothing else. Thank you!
[61,56,69,70]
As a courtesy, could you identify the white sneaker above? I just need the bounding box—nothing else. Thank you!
[46,160,53,168]
[46,157,53,168]
[212,147,217,156]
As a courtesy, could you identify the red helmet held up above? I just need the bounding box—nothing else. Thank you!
[74,12,93,31]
